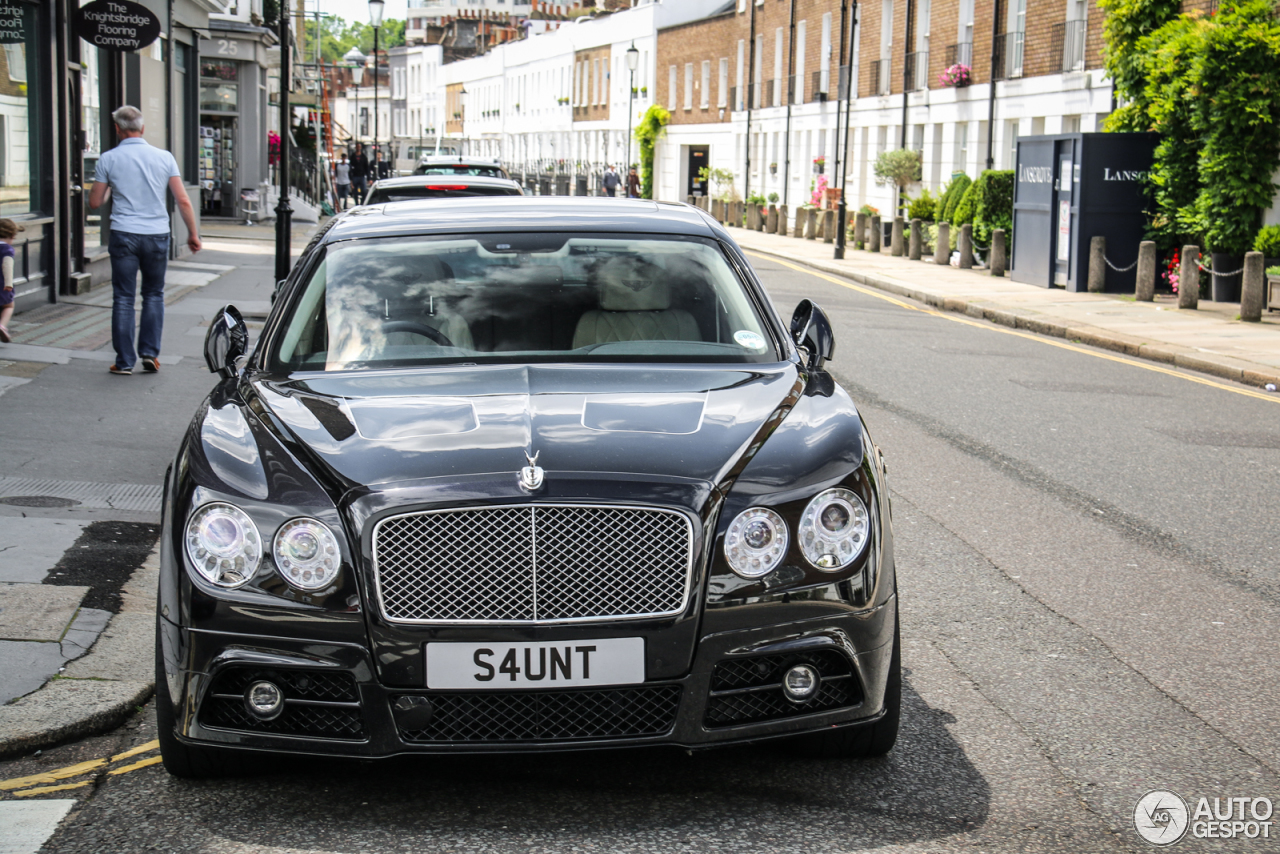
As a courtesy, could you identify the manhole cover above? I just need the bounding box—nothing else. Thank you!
[0,495,82,508]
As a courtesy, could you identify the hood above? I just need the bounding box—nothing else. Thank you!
[253,363,801,494]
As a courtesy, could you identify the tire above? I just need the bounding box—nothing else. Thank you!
[794,606,901,759]
[155,624,253,779]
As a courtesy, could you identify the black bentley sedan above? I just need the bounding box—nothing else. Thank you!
[157,197,899,777]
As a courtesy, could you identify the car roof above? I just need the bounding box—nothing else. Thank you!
[417,156,503,166]
[323,197,724,242]
[370,175,521,190]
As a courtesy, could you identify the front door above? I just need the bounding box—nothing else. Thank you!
[687,146,708,197]
[1053,149,1074,287]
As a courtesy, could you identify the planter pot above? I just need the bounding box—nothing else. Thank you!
[1210,252,1243,302]
[1268,274,1280,311]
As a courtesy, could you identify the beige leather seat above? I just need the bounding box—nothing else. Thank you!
[572,257,701,349]
[382,256,475,350]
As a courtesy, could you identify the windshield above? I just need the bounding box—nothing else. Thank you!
[270,233,778,372]
[414,164,508,178]
[365,184,522,204]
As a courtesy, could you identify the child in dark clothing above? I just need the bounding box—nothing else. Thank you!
[0,218,22,343]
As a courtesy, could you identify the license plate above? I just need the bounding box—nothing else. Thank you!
[426,638,645,690]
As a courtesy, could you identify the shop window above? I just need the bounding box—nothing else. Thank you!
[200,59,239,113]
[0,0,46,217]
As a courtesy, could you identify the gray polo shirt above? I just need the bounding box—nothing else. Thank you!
[93,137,181,235]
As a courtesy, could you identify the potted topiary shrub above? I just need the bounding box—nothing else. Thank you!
[1253,224,1280,269]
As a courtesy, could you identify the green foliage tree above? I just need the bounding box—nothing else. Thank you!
[698,166,739,203]
[634,105,670,200]
[939,173,971,223]
[309,16,406,63]
[950,170,1014,245]
[1098,0,1181,132]
[906,188,936,221]
[1254,225,1280,257]
[1141,15,1206,247]
[873,149,922,216]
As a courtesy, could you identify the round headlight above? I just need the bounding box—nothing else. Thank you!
[185,503,262,588]
[273,518,342,590]
[798,488,869,570]
[724,507,789,578]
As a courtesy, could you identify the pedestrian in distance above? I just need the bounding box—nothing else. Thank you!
[626,166,640,199]
[375,149,391,181]
[0,218,22,343]
[334,153,352,211]
[88,105,200,377]
[350,145,370,205]
[602,164,620,197]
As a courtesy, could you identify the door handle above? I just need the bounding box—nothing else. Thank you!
[69,183,83,195]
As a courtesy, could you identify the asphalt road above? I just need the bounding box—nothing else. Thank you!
[4,249,1279,853]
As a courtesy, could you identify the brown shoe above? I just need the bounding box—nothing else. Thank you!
[0,325,9,343]
[141,357,160,373]
[109,364,132,376]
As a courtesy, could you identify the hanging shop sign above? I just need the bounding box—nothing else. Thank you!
[0,0,26,44]
[76,0,161,52]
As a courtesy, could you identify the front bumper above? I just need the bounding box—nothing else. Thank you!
[161,598,896,757]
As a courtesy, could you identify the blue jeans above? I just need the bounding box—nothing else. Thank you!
[109,231,169,370]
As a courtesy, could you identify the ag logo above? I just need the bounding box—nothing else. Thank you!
[1134,790,1190,846]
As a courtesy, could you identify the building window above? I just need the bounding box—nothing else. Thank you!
[700,60,711,109]
[668,64,677,110]
[796,20,806,102]
[0,0,46,217]
[718,57,729,108]
[684,62,693,110]
[736,39,745,109]
[773,27,783,107]
[199,60,238,113]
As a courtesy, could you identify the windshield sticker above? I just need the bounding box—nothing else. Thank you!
[734,330,766,350]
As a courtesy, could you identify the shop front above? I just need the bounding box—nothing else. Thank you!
[198,23,272,221]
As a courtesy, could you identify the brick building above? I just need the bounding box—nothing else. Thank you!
[654,0,1115,212]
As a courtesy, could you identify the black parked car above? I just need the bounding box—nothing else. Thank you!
[157,197,899,777]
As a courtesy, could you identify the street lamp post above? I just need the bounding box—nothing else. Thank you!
[274,0,293,284]
[369,0,384,169]
[343,47,366,148]
[624,42,638,197]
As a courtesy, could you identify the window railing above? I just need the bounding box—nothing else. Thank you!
[1056,19,1086,72]
[811,69,831,101]
[906,51,929,90]
[871,58,891,96]
[945,41,973,68]
[993,31,1024,80]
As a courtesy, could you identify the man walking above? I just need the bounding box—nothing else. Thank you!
[602,164,621,197]
[88,105,200,376]
[334,153,352,211]
[626,166,641,199]
[350,145,370,205]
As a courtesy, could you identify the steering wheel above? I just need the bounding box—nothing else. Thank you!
[380,320,454,348]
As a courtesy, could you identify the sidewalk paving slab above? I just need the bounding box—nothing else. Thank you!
[729,226,1280,388]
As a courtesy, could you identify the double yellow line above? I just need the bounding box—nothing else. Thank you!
[748,251,1280,407]
[0,740,160,798]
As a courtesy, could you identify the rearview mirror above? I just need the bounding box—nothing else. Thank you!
[204,304,249,378]
[790,299,835,370]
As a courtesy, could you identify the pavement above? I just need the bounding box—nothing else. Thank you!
[0,220,315,761]
[727,223,1280,390]
[0,207,1277,761]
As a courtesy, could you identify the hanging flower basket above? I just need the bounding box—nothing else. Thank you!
[939,63,972,88]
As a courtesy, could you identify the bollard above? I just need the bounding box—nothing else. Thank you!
[766,204,778,234]
[823,210,836,244]
[1088,236,1106,292]
[778,205,788,237]
[959,224,974,269]
[890,216,905,257]
[794,208,806,237]
[805,208,818,239]
[935,223,951,265]
[990,229,1007,277]
[815,210,826,240]
[854,212,867,249]
[869,215,882,252]
[756,203,767,231]
[908,218,923,260]
[1135,241,1157,301]
[1241,251,1265,322]
[1178,245,1199,309]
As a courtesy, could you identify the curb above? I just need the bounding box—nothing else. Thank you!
[744,243,1280,391]
[0,549,158,759]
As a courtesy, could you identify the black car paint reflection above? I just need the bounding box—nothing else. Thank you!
[156,199,899,777]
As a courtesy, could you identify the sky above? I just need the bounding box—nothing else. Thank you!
[310,0,410,27]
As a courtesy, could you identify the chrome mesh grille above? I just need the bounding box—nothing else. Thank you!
[373,505,692,623]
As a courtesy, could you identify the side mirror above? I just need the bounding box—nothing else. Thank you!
[204,304,249,378]
[790,299,835,370]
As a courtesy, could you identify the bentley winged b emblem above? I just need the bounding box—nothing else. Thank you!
[519,449,544,492]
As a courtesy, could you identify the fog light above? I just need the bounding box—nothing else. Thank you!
[781,664,821,704]
[244,680,284,720]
